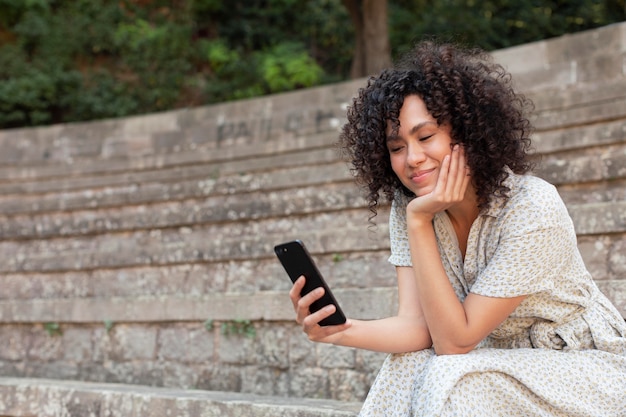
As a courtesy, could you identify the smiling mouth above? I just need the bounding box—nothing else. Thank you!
[410,169,435,182]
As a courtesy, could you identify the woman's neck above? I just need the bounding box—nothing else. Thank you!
[445,187,480,258]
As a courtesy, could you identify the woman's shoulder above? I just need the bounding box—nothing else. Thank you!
[499,172,570,226]
[508,173,562,206]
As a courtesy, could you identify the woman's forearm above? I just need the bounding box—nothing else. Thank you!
[407,219,472,353]
[333,315,432,353]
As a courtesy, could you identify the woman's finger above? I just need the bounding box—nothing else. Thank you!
[450,145,469,198]
[434,153,451,196]
[447,145,462,197]
[302,304,336,332]
[295,286,325,324]
[302,308,352,342]
[289,275,306,309]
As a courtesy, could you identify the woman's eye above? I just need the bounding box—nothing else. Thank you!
[419,134,434,141]
[389,146,404,153]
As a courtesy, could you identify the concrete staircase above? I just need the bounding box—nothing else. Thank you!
[0,22,625,416]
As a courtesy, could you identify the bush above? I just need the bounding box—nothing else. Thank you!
[260,42,324,92]
[0,0,622,128]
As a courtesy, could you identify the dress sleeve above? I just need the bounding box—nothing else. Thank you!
[470,182,575,298]
[388,193,412,267]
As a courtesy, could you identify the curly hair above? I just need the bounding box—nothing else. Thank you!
[339,41,535,220]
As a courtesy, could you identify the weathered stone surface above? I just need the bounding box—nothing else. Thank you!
[1,209,389,273]
[532,119,626,154]
[0,181,364,238]
[0,288,398,323]
[0,377,362,417]
[493,23,626,91]
[568,201,626,234]
[535,144,626,185]
[0,252,395,302]
[531,80,626,130]
[556,179,626,205]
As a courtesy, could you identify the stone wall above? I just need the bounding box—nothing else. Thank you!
[0,22,625,404]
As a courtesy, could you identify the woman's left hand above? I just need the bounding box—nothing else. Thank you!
[406,144,471,220]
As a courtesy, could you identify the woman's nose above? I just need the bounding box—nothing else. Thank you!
[407,143,425,166]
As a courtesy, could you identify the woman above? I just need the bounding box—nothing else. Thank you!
[290,41,626,416]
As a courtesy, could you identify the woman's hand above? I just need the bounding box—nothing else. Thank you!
[406,144,471,220]
[289,276,351,343]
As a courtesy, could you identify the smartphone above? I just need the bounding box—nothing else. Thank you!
[274,240,347,326]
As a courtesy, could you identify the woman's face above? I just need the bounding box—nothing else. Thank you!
[386,95,454,197]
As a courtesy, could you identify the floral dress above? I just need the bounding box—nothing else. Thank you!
[359,172,626,416]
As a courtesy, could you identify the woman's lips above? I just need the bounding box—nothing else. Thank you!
[410,168,435,183]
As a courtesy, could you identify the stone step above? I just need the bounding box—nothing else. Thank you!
[0,160,624,239]
[0,160,353,215]
[0,208,389,273]
[493,24,626,92]
[531,78,626,130]
[0,278,622,324]
[0,180,363,239]
[0,247,394,301]
[532,118,626,154]
[0,127,624,217]
[535,142,626,185]
[1,199,625,275]
[0,377,362,417]
[0,145,342,196]
[0,286,398,323]
[0,128,341,184]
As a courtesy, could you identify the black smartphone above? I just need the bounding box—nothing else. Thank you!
[274,240,347,326]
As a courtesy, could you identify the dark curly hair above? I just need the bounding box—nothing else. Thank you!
[339,41,535,220]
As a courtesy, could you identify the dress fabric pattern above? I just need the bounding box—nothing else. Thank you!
[360,173,626,416]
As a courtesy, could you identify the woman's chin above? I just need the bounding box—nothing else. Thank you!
[413,187,434,198]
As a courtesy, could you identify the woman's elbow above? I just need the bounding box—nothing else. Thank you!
[432,340,476,356]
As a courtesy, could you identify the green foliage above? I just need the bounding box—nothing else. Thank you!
[43,322,62,336]
[195,0,349,102]
[104,320,114,333]
[113,17,194,110]
[204,319,214,331]
[205,318,256,338]
[260,42,324,92]
[0,0,623,129]
[0,0,131,127]
[220,319,257,339]
[200,39,264,101]
[389,0,625,55]
[204,40,238,71]
[0,65,82,126]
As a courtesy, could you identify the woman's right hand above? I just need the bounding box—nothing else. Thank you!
[289,275,351,343]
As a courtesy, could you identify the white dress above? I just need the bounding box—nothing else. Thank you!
[359,172,626,416]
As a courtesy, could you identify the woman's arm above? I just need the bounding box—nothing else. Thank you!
[407,217,525,355]
[290,266,432,353]
[405,146,526,355]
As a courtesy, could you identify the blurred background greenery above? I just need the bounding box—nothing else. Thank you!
[0,0,623,129]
